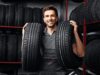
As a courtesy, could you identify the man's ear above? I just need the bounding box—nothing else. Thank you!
[56,17,58,22]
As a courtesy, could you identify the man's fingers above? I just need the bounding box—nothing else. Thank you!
[22,23,28,37]
[70,20,77,25]
[23,23,28,29]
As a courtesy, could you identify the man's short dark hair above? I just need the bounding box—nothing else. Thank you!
[42,5,58,17]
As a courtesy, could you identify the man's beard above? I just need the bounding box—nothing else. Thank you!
[47,24,56,28]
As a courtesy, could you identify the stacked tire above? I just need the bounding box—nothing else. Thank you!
[14,5,24,26]
[87,0,100,22]
[85,39,100,74]
[0,31,6,61]
[0,5,6,26]
[70,0,100,24]
[0,4,43,73]
[69,0,100,74]
[5,4,15,26]
[0,30,20,61]
[0,30,21,72]
[0,4,43,26]
[6,30,21,61]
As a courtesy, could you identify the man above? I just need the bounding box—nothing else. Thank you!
[38,5,85,75]
[23,5,84,75]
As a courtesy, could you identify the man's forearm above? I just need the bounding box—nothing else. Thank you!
[74,31,85,57]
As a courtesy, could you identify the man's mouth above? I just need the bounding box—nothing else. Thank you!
[48,21,53,24]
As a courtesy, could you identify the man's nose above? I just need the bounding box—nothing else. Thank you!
[48,16,52,20]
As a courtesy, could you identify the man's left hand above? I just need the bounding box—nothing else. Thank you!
[70,20,78,32]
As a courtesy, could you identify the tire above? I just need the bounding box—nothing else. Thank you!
[71,0,83,3]
[24,7,33,24]
[86,0,100,22]
[55,21,82,69]
[69,3,100,32]
[70,1,100,25]
[0,5,6,26]
[5,4,15,26]
[0,31,6,61]
[15,5,24,26]
[70,3,94,26]
[86,32,100,44]
[21,23,43,72]
[0,31,20,73]
[0,64,19,73]
[1,0,18,3]
[17,34,22,61]
[32,8,42,23]
[85,39,100,74]
[91,0,100,21]
[7,32,18,61]
[69,3,85,26]
[1,0,33,3]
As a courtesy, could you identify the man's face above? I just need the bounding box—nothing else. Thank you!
[43,10,58,28]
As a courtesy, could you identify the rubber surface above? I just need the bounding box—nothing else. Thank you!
[22,23,43,72]
[55,21,82,70]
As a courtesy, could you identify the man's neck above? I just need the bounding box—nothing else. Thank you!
[46,26,56,35]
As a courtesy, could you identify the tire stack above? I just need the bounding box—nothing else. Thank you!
[0,4,43,26]
[0,4,21,73]
[70,0,100,25]
[0,3,43,73]
[69,0,100,74]
[0,29,21,73]
[69,3,94,26]
[69,1,100,33]
[85,39,100,74]
[85,1,100,74]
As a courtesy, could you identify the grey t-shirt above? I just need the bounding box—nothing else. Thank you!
[40,30,64,72]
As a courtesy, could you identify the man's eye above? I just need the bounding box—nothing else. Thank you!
[45,15,49,17]
[51,15,55,17]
